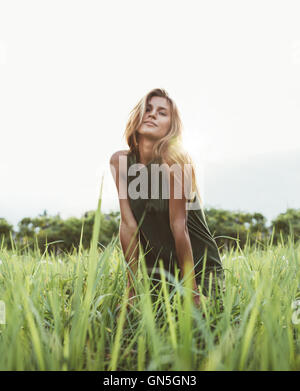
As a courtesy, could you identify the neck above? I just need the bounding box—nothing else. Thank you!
[137,136,156,165]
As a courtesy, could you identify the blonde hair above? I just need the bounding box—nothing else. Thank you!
[124,88,203,208]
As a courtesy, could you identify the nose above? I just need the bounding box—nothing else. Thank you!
[148,108,156,119]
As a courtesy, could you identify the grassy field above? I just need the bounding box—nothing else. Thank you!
[0,196,299,370]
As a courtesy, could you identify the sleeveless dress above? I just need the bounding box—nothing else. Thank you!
[126,149,224,297]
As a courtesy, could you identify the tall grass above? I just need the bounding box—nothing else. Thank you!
[0,184,299,370]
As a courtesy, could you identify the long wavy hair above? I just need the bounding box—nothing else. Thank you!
[124,88,203,208]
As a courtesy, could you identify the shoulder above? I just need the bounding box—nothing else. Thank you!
[109,149,130,168]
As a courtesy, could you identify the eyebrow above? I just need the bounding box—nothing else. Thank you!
[146,103,169,111]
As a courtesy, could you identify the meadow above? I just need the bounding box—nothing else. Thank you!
[0,193,299,371]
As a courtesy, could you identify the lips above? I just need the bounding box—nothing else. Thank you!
[144,121,157,127]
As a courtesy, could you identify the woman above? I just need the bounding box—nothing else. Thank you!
[110,88,224,308]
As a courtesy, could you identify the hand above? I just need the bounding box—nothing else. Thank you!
[127,287,137,308]
[193,293,201,308]
[193,293,208,319]
[116,293,136,327]
[116,285,137,317]
[192,283,202,308]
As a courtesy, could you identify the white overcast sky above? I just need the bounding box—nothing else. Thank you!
[0,0,299,230]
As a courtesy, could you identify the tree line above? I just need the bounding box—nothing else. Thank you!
[0,207,299,254]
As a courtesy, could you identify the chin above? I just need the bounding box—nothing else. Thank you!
[145,134,161,141]
[138,127,158,137]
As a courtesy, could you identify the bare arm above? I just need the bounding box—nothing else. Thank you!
[110,151,139,294]
[119,221,139,286]
[169,167,201,304]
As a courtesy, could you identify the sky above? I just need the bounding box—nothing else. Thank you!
[0,0,299,230]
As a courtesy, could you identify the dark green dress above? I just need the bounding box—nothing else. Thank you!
[126,149,224,297]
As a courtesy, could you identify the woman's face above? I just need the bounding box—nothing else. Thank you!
[137,96,171,140]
